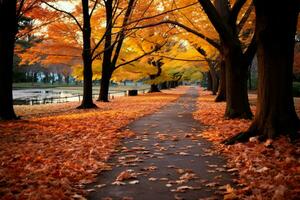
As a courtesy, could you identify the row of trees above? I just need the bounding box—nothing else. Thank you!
[0,0,299,142]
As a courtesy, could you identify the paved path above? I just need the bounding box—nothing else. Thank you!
[87,87,236,200]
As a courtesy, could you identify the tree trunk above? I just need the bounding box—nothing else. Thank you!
[98,0,113,102]
[148,59,162,93]
[250,0,299,139]
[211,0,254,119]
[148,74,161,93]
[44,72,49,83]
[215,59,226,102]
[65,75,70,84]
[160,82,168,89]
[209,65,218,95]
[98,69,112,102]
[149,84,160,93]
[224,43,252,119]
[77,0,97,109]
[207,72,212,91]
[0,0,18,120]
[224,0,300,144]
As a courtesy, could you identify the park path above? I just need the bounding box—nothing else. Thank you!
[87,87,236,200]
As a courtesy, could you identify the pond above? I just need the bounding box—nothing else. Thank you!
[13,89,148,105]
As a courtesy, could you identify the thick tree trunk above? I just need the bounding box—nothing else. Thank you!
[207,72,212,91]
[98,69,112,102]
[149,84,160,93]
[224,44,252,119]
[160,82,168,89]
[215,59,226,102]
[214,0,227,102]
[98,0,114,102]
[77,0,97,109]
[250,1,299,139]
[224,0,299,144]
[0,0,18,120]
[213,0,253,119]
[148,74,161,93]
[148,60,162,93]
[209,65,218,95]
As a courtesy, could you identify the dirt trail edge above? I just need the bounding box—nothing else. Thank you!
[87,87,237,200]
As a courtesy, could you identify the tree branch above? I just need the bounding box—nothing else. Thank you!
[126,2,198,26]
[90,0,99,17]
[130,20,221,50]
[115,42,166,69]
[41,1,83,31]
[237,2,254,34]
[197,0,232,41]
[154,55,206,62]
[16,0,25,20]
[230,0,247,24]
[111,0,135,67]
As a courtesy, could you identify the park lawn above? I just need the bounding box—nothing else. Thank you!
[0,87,187,199]
[194,89,300,200]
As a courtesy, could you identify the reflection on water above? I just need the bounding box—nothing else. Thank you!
[13,89,80,105]
[13,89,147,105]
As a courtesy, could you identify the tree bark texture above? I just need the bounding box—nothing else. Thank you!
[224,0,300,144]
[199,0,255,119]
[0,0,18,120]
[223,42,252,119]
[78,0,97,109]
[215,58,226,102]
[249,0,299,139]
[98,0,135,101]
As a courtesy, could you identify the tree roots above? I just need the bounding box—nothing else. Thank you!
[76,103,98,109]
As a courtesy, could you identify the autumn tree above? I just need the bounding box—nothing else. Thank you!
[131,0,256,119]
[96,0,136,102]
[195,0,256,119]
[109,32,206,89]
[225,0,300,144]
[97,0,206,101]
[42,0,99,108]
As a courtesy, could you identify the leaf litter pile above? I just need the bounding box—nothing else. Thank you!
[0,89,186,199]
[193,89,300,199]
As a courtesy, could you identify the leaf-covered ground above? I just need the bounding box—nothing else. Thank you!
[0,88,187,199]
[193,89,300,200]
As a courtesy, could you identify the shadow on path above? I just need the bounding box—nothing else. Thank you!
[87,87,236,200]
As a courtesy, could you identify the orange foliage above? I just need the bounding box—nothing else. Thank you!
[0,90,185,199]
[193,89,300,200]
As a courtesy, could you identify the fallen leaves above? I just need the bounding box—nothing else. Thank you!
[0,91,182,199]
[193,89,300,199]
[116,170,137,182]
